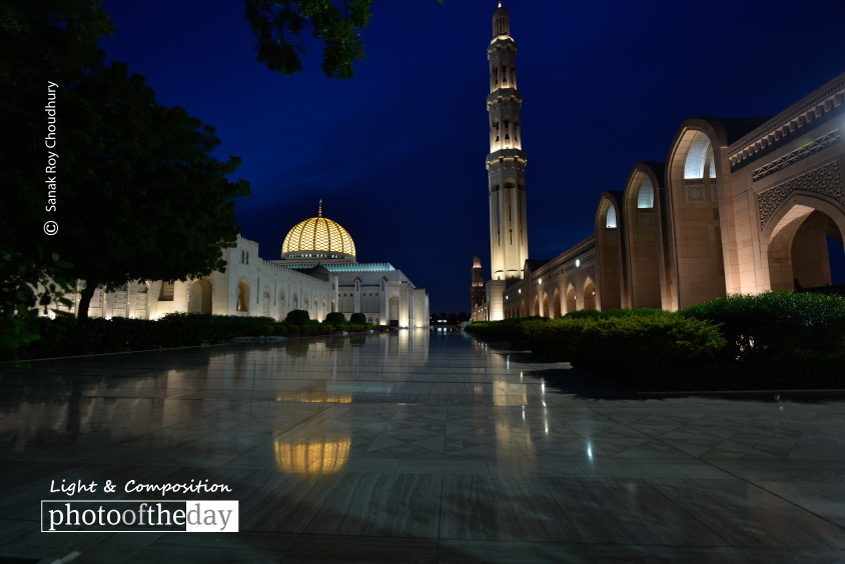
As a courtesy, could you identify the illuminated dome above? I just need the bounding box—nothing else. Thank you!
[281,202,356,261]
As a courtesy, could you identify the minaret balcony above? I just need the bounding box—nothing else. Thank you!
[487,88,522,104]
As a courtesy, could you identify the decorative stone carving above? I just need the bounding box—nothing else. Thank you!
[757,159,843,230]
[638,211,654,227]
[752,129,840,181]
[685,184,706,203]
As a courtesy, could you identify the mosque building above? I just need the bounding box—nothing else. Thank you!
[472,3,845,320]
[65,203,429,328]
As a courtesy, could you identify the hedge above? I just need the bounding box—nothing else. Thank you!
[523,315,725,387]
[681,291,845,380]
[464,316,545,344]
[13,313,279,360]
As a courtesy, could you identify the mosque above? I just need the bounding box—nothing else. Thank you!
[67,203,429,328]
[472,3,845,320]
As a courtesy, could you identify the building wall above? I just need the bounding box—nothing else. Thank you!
[64,236,336,322]
[477,73,845,318]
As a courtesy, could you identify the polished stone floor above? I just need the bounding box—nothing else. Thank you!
[1,330,845,563]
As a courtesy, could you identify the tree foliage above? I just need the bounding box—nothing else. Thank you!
[243,0,446,80]
[1,0,250,320]
[244,0,372,80]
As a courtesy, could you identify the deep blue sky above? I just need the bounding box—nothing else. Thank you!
[100,0,845,313]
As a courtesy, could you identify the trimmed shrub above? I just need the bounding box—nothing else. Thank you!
[273,324,287,336]
[287,325,300,335]
[349,313,367,325]
[15,313,280,359]
[564,308,668,320]
[525,315,725,388]
[321,324,335,334]
[285,310,310,325]
[682,291,845,376]
[325,312,346,325]
[464,316,545,344]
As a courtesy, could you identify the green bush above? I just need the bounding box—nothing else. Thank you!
[287,325,300,335]
[465,316,545,344]
[564,308,668,319]
[325,312,346,325]
[285,309,310,325]
[525,315,725,387]
[273,324,287,336]
[349,313,367,324]
[14,313,281,359]
[682,291,845,374]
[321,324,335,334]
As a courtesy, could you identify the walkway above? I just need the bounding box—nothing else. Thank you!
[1,331,844,562]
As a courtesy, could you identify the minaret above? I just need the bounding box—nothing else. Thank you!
[471,254,485,312]
[487,1,528,281]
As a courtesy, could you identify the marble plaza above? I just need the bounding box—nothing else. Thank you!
[2,332,845,562]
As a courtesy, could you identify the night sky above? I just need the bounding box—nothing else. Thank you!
[100,0,845,314]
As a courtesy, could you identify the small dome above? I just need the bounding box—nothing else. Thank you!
[281,204,356,261]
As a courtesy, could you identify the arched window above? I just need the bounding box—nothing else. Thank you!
[684,134,711,179]
[605,204,617,229]
[637,178,654,209]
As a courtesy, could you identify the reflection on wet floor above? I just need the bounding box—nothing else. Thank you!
[2,330,845,562]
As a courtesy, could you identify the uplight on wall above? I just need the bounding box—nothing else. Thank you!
[575,259,581,267]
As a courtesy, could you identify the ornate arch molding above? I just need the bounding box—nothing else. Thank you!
[757,158,844,231]
[761,192,845,245]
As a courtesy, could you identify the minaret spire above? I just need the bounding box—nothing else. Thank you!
[318,199,322,217]
[486,3,528,281]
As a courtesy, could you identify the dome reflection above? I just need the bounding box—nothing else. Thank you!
[274,438,351,475]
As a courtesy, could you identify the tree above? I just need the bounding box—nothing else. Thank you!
[243,0,445,80]
[56,62,249,318]
[1,1,249,320]
[349,312,366,324]
[0,250,73,360]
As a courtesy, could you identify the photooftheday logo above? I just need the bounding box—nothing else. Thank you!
[41,500,238,533]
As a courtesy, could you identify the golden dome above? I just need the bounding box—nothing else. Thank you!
[281,202,356,261]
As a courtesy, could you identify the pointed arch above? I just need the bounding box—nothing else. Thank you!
[595,191,626,310]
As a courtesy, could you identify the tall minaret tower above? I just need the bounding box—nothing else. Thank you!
[487,1,528,281]
[470,253,485,313]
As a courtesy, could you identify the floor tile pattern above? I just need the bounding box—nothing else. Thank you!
[1,331,845,562]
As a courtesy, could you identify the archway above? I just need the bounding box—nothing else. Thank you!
[624,171,662,308]
[262,288,271,317]
[596,194,624,310]
[765,201,845,291]
[553,288,562,317]
[667,126,726,307]
[533,296,539,317]
[583,278,597,310]
[565,284,576,314]
[388,292,400,327]
[542,293,550,318]
[237,280,249,312]
[189,279,212,314]
[279,290,287,319]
